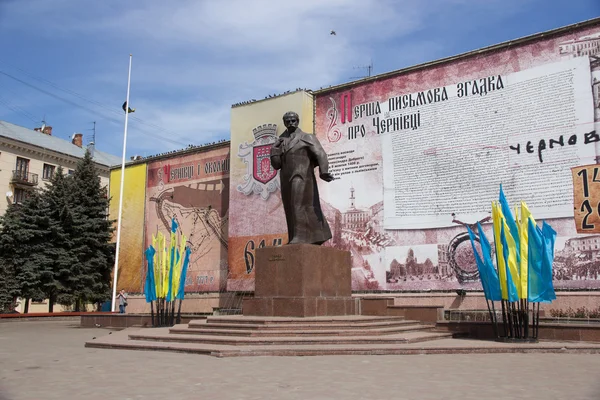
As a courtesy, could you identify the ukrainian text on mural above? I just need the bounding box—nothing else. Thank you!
[314,29,600,292]
[379,56,595,229]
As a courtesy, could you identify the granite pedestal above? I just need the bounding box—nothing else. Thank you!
[243,244,355,317]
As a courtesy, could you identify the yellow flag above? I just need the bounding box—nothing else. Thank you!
[155,233,164,298]
[162,244,169,298]
[501,215,521,298]
[492,202,508,300]
[519,202,535,300]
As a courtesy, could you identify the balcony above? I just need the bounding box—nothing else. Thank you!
[11,170,39,186]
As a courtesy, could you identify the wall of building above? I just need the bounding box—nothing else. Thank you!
[145,145,230,293]
[313,21,600,292]
[227,90,315,291]
[109,163,148,292]
[0,141,110,216]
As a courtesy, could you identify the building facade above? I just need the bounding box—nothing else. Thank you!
[0,121,120,216]
[341,186,371,231]
[1,121,121,313]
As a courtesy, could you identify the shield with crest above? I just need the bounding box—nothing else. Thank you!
[253,145,277,184]
[237,123,280,200]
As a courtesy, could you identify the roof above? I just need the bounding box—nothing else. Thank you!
[111,140,230,170]
[314,17,600,95]
[0,120,121,167]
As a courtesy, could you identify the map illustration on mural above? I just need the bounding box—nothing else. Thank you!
[145,148,230,292]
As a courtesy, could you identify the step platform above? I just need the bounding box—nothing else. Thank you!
[84,315,600,357]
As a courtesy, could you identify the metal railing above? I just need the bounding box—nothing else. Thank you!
[11,170,39,186]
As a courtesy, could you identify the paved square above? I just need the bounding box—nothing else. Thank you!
[1,320,599,400]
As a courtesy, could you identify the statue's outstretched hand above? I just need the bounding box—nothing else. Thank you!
[320,173,336,182]
[271,139,285,156]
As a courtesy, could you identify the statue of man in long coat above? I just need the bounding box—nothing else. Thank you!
[270,111,334,245]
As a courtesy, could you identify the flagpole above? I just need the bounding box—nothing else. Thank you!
[111,54,133,312]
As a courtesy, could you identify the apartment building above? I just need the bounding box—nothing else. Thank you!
[0,120,121,216]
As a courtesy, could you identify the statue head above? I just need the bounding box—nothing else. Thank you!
[283,111,299,133]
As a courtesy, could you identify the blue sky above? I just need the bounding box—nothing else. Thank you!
[0,0,598,159]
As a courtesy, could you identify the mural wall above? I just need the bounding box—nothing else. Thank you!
[314,22,600,291]
[109,163,147,292]
[145,145,230,292]
[228,91,314,290]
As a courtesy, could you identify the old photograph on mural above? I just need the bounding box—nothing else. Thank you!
[145,149,230,293]
[319,182,394,290]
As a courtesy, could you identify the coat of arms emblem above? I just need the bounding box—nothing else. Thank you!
[237,123,280,200]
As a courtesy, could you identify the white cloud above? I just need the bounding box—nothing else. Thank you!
[0,0,542,155]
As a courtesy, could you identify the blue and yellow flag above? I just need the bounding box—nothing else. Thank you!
[480,186,556,304]
[145,219,192,302]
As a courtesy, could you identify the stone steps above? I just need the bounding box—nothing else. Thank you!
[187,318,422,331]
[191,315,406,326]
[170,323,434,337]
[129,329,448,346]
[84,315,461,357]
[85,330,600,357]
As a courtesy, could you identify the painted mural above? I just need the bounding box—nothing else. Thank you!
[227,91,314,291]
[145,146,230,292]
[109,163,147,293]
[313,23,600,291]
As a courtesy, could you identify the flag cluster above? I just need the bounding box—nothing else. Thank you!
[467,186,557,304]
[144,218,191,303]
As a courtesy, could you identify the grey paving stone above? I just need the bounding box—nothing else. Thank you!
[0,320,599,400]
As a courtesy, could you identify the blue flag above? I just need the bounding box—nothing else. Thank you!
[467,225,502,302]
[144,246,157,302]
[467,226,491,300]
[176,247,191,300]
[528,220,557,303]
[476,223,502,301]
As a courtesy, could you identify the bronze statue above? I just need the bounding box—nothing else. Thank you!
[270,111,334,245]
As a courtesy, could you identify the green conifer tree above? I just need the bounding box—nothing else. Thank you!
[0,204,20,313]
[43,165,77,312]
[0,192,51,313]
[67,150,115,311]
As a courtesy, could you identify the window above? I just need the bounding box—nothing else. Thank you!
[67,169,74,176]
[13,188,28,204]
[42,164,55,180]
[15,157,29,179]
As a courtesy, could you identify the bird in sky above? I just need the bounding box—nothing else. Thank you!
[330,30,336,35]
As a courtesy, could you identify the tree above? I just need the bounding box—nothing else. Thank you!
[43,165,76,312]
[0,192,51,313]
[66,150,115,310]
[0,251,19,313]
[0,204,20,312]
